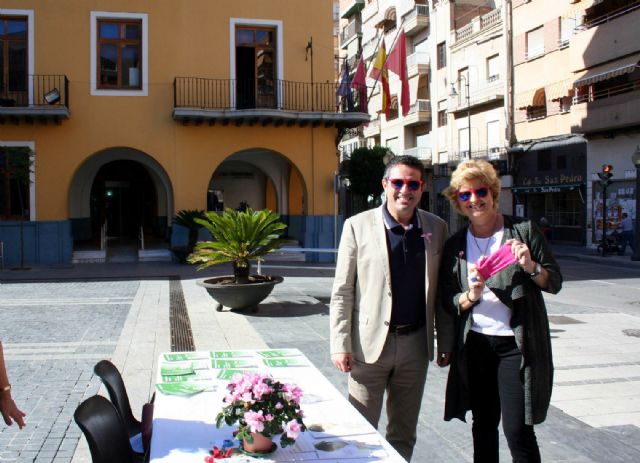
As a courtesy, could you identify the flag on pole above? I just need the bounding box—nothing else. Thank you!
[369,39,391,118]
[351,56,367,112]
[387,30,410,116]
[336,60,353,110]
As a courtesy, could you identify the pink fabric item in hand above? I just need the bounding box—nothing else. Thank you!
[476,243,518,280]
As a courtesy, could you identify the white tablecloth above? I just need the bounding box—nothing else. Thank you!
[150,349,406,462]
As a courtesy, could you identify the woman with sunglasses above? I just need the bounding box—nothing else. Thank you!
[435,160,562,463]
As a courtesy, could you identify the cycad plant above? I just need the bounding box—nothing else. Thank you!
[187,208,287,284]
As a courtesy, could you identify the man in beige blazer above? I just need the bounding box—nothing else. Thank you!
[330,155,448,461]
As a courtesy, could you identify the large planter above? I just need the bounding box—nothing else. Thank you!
[197,275,283,311]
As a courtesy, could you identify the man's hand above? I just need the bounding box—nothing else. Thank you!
[331,353,353,372]
[437,351,452,367]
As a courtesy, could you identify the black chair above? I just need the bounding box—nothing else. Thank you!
[93,360,142,440]
[74,395,137,463]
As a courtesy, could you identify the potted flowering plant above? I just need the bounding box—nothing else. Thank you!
[216,372,306,453]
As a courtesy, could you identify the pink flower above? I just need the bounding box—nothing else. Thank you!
[265,414,274,422]
[421,232,432,243]
[243,410,265,433]
[275,402,284,410]
[285,419,302,439]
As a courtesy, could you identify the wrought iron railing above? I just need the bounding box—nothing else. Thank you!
[573,79,640,104]
[174,77,367,113]
[0,74,69,108]
[340,20,362,44]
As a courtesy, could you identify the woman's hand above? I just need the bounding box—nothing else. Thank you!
[468,265,484,302]
[507,239,535,274]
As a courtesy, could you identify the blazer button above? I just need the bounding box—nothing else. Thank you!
[387,291,392,297]
[384,321,389,326]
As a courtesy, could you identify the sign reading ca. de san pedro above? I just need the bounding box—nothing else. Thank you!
[513,174,584,194]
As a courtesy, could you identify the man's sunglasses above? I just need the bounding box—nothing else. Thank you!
[457,187,489,202]
[386,178,424,191]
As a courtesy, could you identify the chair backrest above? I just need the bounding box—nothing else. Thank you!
[74,395,135,463]
[94,360,141,438]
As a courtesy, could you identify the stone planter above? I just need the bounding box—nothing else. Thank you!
[197,275,283,311]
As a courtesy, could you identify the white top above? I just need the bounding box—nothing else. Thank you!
[466,228,514,336]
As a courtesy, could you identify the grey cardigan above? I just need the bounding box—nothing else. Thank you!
[436,215,562,425]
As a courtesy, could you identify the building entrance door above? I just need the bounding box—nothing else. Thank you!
[90,160,157,240]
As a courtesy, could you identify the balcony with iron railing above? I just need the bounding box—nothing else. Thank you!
[403,4,429,36]
[449,77,504,112]
[0,74,69,123]
[340,20,362,48]
[453,8,502,45]
[570,3,640,72]
[404,146,432,164]
[172,77,369,128]
[448,147,507,164]
[571,79,640,133]
[404,99,431,126]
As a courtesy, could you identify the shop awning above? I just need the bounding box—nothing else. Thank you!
[511,134,586,153]
[562,0,604,19]
[545,79,574,101]
[515,87,546,110]
[512,183,584,194]
[574,53,640,87]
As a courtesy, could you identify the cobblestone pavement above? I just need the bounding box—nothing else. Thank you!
[0,281,139,463]
[0,251,639,462]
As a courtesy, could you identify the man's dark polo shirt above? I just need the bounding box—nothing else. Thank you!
[382,205,426,326]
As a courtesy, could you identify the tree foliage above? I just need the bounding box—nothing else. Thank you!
[341,146,390,199]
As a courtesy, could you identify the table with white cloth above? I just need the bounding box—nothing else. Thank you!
[150,348,406,462]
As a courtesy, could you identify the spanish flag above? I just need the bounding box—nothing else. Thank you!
[369,39,391,118]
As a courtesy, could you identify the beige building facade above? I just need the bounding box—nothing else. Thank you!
[513,0,640,246]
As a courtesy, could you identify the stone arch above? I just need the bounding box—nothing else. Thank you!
[208,148,307,216]
[68,147,173,240]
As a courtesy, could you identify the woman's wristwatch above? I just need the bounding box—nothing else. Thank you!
[529,262,542,277]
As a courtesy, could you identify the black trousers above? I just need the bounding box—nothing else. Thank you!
[466,330,541,463]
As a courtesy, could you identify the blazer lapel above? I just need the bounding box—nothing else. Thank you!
[374,207,392,291]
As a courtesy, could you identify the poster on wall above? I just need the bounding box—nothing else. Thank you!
[592,181,635,242]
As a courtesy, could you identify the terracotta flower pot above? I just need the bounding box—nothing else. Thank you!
[242,432,274,453]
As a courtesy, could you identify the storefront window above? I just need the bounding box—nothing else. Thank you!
[592,180,635,243]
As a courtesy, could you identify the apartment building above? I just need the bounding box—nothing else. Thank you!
[338,0,431,202]
[0,0,367,267]
[431,0,510,228]
[513,0,640,246]
[337,1,512,232]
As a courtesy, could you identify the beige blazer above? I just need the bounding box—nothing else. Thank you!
[330,206,448,363]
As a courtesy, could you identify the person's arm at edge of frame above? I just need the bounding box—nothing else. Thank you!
[0,341,26,429]
[330,219,358,373]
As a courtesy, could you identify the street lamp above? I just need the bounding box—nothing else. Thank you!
[449,75,471,160]
[631,145,640,261]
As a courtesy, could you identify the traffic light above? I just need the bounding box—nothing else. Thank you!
[598,164,613,187]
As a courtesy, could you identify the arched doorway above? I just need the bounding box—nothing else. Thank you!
[69,147,173,256]
[207,148,306,216]
[90,160,157,239]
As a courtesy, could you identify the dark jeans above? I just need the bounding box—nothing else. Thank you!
[619,230,634,254]
[467,330,541,463]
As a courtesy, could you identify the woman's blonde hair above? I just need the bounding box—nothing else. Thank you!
[444,160,501,214]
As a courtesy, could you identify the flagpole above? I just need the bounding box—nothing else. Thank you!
[365,18,406,103]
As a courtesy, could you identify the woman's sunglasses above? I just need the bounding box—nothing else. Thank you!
[457,187,489,202]
[386,178,424,192]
